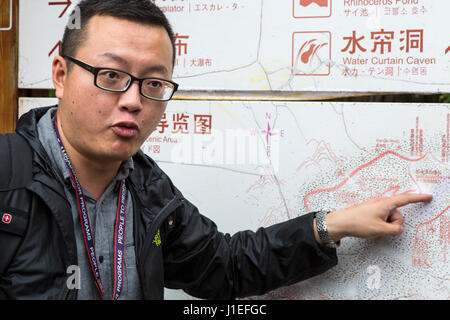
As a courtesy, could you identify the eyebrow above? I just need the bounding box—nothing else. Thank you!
[98,52,170,77]
[98,52,129,66]
[142,64,170,77]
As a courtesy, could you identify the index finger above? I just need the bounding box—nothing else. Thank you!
[389,193,433,208]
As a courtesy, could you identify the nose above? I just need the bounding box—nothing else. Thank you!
[117,80,143,113]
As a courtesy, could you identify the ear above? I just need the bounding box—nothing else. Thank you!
[52,56,68,99]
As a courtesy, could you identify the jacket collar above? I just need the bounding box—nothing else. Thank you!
[16,106,57,169]
[16,106,68,196]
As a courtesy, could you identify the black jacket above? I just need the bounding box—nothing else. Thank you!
[0,106,338,299]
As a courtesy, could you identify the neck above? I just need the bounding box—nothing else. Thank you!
[55,118,122,200]
[71,156,122,200]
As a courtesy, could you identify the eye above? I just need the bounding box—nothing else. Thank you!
[148,80,163,88]
[104,71,120,80]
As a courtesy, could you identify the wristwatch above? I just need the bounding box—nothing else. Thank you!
[314,210,340,249]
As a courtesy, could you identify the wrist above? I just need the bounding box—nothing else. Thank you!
[314,210,342,248]
[325,210,348,243]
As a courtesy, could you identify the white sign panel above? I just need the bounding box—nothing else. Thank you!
[19,98,450,299]
[139,100,450,300]
[19,0,450,92]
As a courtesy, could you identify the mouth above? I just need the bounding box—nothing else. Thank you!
[111,121,139,139]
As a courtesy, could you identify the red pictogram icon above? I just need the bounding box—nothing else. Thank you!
[2,213,12,224]
[294,0,331,18]
[292,32,331,76]
[300,0,328,7]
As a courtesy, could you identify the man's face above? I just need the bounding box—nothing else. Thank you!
[53,15,174,164]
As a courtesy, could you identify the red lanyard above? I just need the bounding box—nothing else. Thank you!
[53,119,127,300]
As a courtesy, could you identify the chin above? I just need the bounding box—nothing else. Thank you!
[111,150,137,162]
[120,147,142,160]
[109,141,141,160]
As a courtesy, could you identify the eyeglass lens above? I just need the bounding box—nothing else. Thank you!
[96,69,174,100]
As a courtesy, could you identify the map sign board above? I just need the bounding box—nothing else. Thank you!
[19,0,450,93]
[19,98,450,299]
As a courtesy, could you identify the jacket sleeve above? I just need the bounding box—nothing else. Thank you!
[162,193,338,300]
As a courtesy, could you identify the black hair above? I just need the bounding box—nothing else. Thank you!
[61,0,175,65]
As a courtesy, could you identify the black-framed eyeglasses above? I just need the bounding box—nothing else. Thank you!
[63,55,179,101]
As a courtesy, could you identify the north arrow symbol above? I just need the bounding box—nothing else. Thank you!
[48,0,72,18]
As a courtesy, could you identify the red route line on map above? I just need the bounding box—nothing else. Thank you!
[413,205,449,265]
[303,150,431,212]
[303,149,449,268]
[415,205,450,238]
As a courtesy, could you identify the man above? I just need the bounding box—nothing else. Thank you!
[0,0,432,299]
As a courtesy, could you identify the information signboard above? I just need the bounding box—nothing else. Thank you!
[18,0,450,93]
[19,98,450,300]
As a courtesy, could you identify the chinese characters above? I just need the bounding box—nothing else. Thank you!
[342,28,424,54]
[156,113,213,135]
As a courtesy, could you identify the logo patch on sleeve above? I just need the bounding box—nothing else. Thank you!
[2,213,12,224]
[0,207,28,236]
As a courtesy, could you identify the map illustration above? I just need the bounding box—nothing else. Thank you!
[143,100,450,300]
[18,94,450,300]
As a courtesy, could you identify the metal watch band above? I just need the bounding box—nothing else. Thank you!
[315,210,340,249]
